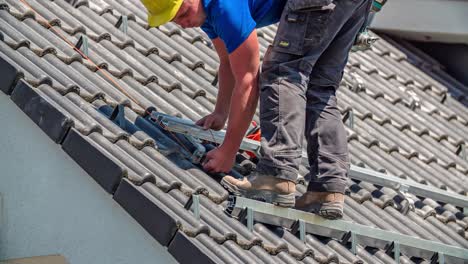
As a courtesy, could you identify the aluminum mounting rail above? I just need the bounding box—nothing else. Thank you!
[153,112,262,156]
[154,113,468,211]
[226,196,468,264]
[349,165,468,211]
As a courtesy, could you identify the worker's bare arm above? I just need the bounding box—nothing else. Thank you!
[196,38,234,130]
[223,30,260,153]
[212,37,235,118]
[203,30,260,173]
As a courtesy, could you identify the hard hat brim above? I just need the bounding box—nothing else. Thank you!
[147,0,183,27]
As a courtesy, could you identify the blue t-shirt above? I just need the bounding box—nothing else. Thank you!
[201,0,287,53]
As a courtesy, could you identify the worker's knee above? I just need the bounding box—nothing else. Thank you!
[317,118,348,156]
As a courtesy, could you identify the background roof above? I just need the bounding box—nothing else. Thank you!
[0,0,467,263]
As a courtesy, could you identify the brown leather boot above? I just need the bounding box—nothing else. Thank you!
[221,172,296,207]
[295,192,344,220]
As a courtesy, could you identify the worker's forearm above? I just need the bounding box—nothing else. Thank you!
[222,74,259,154]
[214,61,235,116]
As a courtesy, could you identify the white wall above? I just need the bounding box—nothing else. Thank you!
[0,92,177,264]
[371,0,468,44]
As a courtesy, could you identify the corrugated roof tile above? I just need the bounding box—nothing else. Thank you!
[1,1,467,263]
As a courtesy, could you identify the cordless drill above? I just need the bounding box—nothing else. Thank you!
[351,0,387,52]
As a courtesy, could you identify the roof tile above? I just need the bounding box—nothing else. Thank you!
[1,0,467,263]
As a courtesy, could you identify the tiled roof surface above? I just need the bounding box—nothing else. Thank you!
[0,0,467,263]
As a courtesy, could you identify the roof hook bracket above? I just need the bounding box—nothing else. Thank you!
[185,194,201,220]
[290,219,306,242]
[397,184,415,215]
[343,109,355,129]
[456,143,466,160]
[238,207,254,232]
[115,15,128,35]
[109,104,127,130]
[184,135,206,164]
[341,231,358,255]
[246,207,254,231]
[431,252,445,264]
[75,35,89,57]
[385,241,400,264]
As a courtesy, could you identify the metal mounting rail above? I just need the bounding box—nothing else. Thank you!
[155,113,262,156]
[155,113,468,210]
[226,196,468,263]
[349,165,468,210]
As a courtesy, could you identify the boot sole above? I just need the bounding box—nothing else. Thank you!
[319,209,343,220]
[221,178,295,208]
[296,203,343,220]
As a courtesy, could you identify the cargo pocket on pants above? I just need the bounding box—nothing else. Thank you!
[273,0,336,55]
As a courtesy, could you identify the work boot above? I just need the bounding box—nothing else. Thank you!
[221,172,296,207]
[295,192,344,220]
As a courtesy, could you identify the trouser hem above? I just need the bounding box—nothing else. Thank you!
[307,181,347,194]
[256,161,298,183]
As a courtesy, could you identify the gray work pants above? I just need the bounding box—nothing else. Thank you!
[256,0,371,194]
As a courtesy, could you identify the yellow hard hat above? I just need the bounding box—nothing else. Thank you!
[140,0,184,27]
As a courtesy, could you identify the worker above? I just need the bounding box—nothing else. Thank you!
[141,0,372,219]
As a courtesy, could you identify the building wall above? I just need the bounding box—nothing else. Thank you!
[371,0,468,45]
[0,92,177,264]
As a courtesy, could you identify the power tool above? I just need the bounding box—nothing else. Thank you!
[351,0,387,52]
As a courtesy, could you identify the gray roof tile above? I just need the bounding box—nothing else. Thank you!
[1,0,467,263]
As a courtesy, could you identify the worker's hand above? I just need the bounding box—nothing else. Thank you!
[196,112,227,131]
[202,145,236,173]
